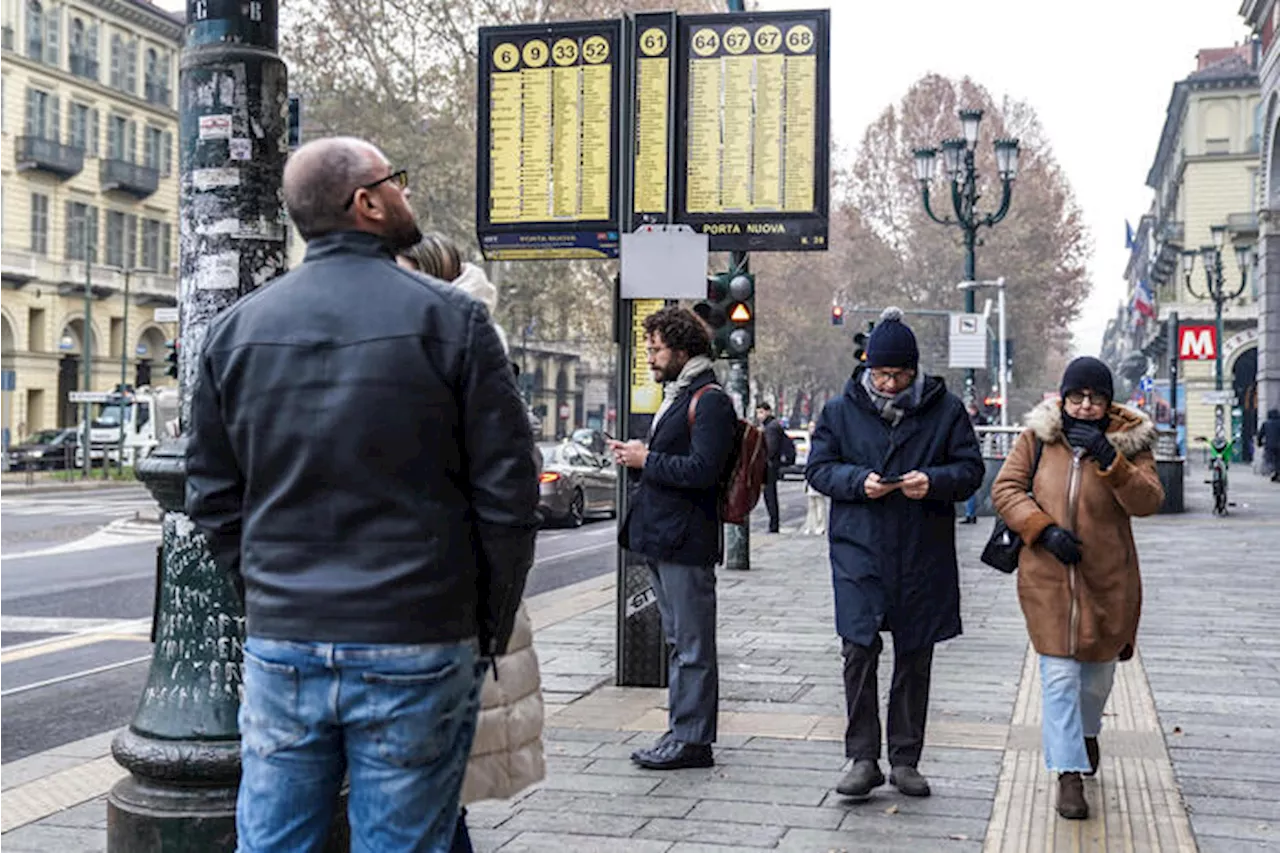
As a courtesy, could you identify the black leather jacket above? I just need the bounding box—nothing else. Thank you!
[186,231,539,655]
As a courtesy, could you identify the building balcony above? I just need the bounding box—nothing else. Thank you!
[69,53,99,80]
[15,136,85,178]
[1227,211,1260,240]
[100,159,159,198]
[144,81,171,107]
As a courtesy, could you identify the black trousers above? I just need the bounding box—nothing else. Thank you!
[841,635,934,767]
[763,470,780,531]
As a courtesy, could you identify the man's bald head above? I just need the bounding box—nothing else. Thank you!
[283,137,382,239]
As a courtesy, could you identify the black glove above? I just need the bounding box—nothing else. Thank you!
[1038,524,1083,565]
[1064,421,1117,469]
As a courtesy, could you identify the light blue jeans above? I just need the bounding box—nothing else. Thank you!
[1039,655,1116,773]
[237,637,484,853]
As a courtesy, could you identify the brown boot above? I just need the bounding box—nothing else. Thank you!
[1084,737,1099,777]
[1057,772,1088,820]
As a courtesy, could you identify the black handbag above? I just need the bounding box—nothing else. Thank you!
[980,439,1043,574]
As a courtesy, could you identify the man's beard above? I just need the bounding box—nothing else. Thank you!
[385,213,423,254]
[653,360,683,383]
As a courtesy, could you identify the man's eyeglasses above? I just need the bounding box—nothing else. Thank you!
[343,169,409,210]
[870,368,914,384]
[1065,390,1109,407]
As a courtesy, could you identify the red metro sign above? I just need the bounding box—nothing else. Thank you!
[1178,325,1217,361]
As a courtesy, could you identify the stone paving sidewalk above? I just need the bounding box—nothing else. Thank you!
[3,468,1278,852]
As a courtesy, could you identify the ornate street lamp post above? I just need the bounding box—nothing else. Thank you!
[1182,226,1252,447]
[913,109,1020,402]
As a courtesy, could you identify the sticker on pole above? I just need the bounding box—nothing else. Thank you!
[196,252,239,290]
[199,114,233,140]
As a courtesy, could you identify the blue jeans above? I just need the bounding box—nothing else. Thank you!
[1039,655,1116,773]
[237,637,484,853]
[964,494,977,518]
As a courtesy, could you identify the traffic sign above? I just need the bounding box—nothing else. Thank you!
[673,10,830,251]
[153,307,180,323]
[1202,390,1234,406]
[948,312,988,369]
[476,20,623,260]
[1178,324,1217,360]
[1139,376,1154,393]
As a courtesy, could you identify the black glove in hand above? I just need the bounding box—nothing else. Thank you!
[1064,422,1117,469]
[1038,524,1083,565]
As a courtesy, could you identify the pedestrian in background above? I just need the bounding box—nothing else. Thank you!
[1259,408,1280,482]
[611,306,737,771]
[992,356,1163,821]
[961,400,988,524]
[398,231,545,853]
[187,136,540,851]
[757,401,786,533]
[806,307,984,801]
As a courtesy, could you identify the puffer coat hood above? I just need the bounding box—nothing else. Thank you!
[992,400,1164,661]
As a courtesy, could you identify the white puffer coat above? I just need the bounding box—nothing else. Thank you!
[460,601,545,804]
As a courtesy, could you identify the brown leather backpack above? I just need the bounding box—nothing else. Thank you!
[688,384,768,525]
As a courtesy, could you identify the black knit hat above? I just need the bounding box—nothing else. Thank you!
[867,307,919,370]
[1060,356,1114,402]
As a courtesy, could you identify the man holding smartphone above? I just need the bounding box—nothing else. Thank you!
[806,307,983,801]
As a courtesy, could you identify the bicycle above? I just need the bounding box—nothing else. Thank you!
[1195,434,1234,516]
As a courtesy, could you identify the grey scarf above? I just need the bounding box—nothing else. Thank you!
[861,369,925,427]
[651,355,716,437]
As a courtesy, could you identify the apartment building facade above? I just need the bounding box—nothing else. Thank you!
[1,0,180,448]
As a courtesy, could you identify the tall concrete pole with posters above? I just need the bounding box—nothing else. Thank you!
[106,0,295,846]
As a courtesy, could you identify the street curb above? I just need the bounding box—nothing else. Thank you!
[1,481,142,496]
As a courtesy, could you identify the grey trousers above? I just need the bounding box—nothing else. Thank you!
[648,560,719,745]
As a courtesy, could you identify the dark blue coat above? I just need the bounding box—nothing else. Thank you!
[619,370,737,567]
[806,370,984,652]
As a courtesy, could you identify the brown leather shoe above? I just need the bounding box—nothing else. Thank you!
[1084,736,1099,777]
[1057,772,1088,820]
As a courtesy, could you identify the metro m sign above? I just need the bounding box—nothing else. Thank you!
[1178,324,1217,360]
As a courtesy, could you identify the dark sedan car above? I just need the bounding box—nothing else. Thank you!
[538,441,617,527]
[7,428,79,471]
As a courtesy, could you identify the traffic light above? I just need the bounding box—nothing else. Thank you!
[164,339,178,378]
[831,305,844,326]
[853,321,875,363]
[694,271,755,358]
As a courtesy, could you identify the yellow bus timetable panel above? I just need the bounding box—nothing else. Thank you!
[477,21,622,260]
[674,11,829,252]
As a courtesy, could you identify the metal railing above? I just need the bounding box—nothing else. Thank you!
[69,53,99,80]
[144,81,171,106]
[15,135,85,177]
[974,425,1023,459]
[100,158,159,197]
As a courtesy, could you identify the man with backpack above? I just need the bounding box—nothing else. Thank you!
[610,306,738,771]
[756,402,793,533]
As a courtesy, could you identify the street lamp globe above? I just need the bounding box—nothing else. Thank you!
[1182,250,1197,275]
[1200,244,1219,271]
[1211,224,1227,251]
[940,138,966,182]
[913,147,938,183]
[1235,242,1254,273]
[959,109,983,147]
[994,138,1020,180]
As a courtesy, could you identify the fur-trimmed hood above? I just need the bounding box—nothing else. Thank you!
[1023,398,1157,459]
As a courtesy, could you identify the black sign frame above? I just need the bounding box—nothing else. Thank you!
[672,10,830,252]
[475,19,624,260]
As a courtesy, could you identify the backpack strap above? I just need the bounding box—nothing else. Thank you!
[686,383,722,432]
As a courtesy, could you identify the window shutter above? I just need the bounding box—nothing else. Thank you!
[125,39,136,92]
[126,214,137,269]
[106,115,118,159]
[161,222,171,274]
[49,95,60,143]
[110,34,120,88]
[44,3,58,65]
[161,130,172,176]
[127,120,136,162]
[86,22,97,70]
[89,108,99,156]
[24,87,37,137]
[143,126,153,168]
[65,200,76,259]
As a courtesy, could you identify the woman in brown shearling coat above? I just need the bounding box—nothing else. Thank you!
[992,357,1164,821]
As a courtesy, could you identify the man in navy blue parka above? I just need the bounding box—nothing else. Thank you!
[806,307,983,801]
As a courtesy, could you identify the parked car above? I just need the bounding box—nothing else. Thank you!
[780,429,811,480]
[570,427,609,455]
[7,428,79,471]
[538,441,617,527]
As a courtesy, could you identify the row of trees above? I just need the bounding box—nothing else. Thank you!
[281,0,1091,415]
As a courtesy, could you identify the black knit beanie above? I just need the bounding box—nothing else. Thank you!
[1060,356,1114,401]
[867,307,919,370]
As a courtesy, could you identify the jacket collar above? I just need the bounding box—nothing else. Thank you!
[845,366,947,414]
[1024,398,1156,458]
[302,230,398,264]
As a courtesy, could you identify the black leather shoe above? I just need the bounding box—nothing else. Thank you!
[1057,772,1088,819]
[1084,736,1099,777]
[836,759,885,798]
[890,765,932,797]
[631,739,713,770]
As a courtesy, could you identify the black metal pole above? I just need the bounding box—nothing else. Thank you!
[106,0,298,847]
[722,252,751,571]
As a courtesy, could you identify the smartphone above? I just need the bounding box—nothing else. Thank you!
[879,473,904,484]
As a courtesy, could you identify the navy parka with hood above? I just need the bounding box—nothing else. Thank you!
[806,367,984,653]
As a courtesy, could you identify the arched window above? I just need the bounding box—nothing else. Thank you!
[25,0,43,60]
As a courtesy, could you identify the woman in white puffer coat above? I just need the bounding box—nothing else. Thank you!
[398,233,546,853]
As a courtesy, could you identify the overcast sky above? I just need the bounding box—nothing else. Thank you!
[755,0,1253,354]
[154,1,1253,353]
